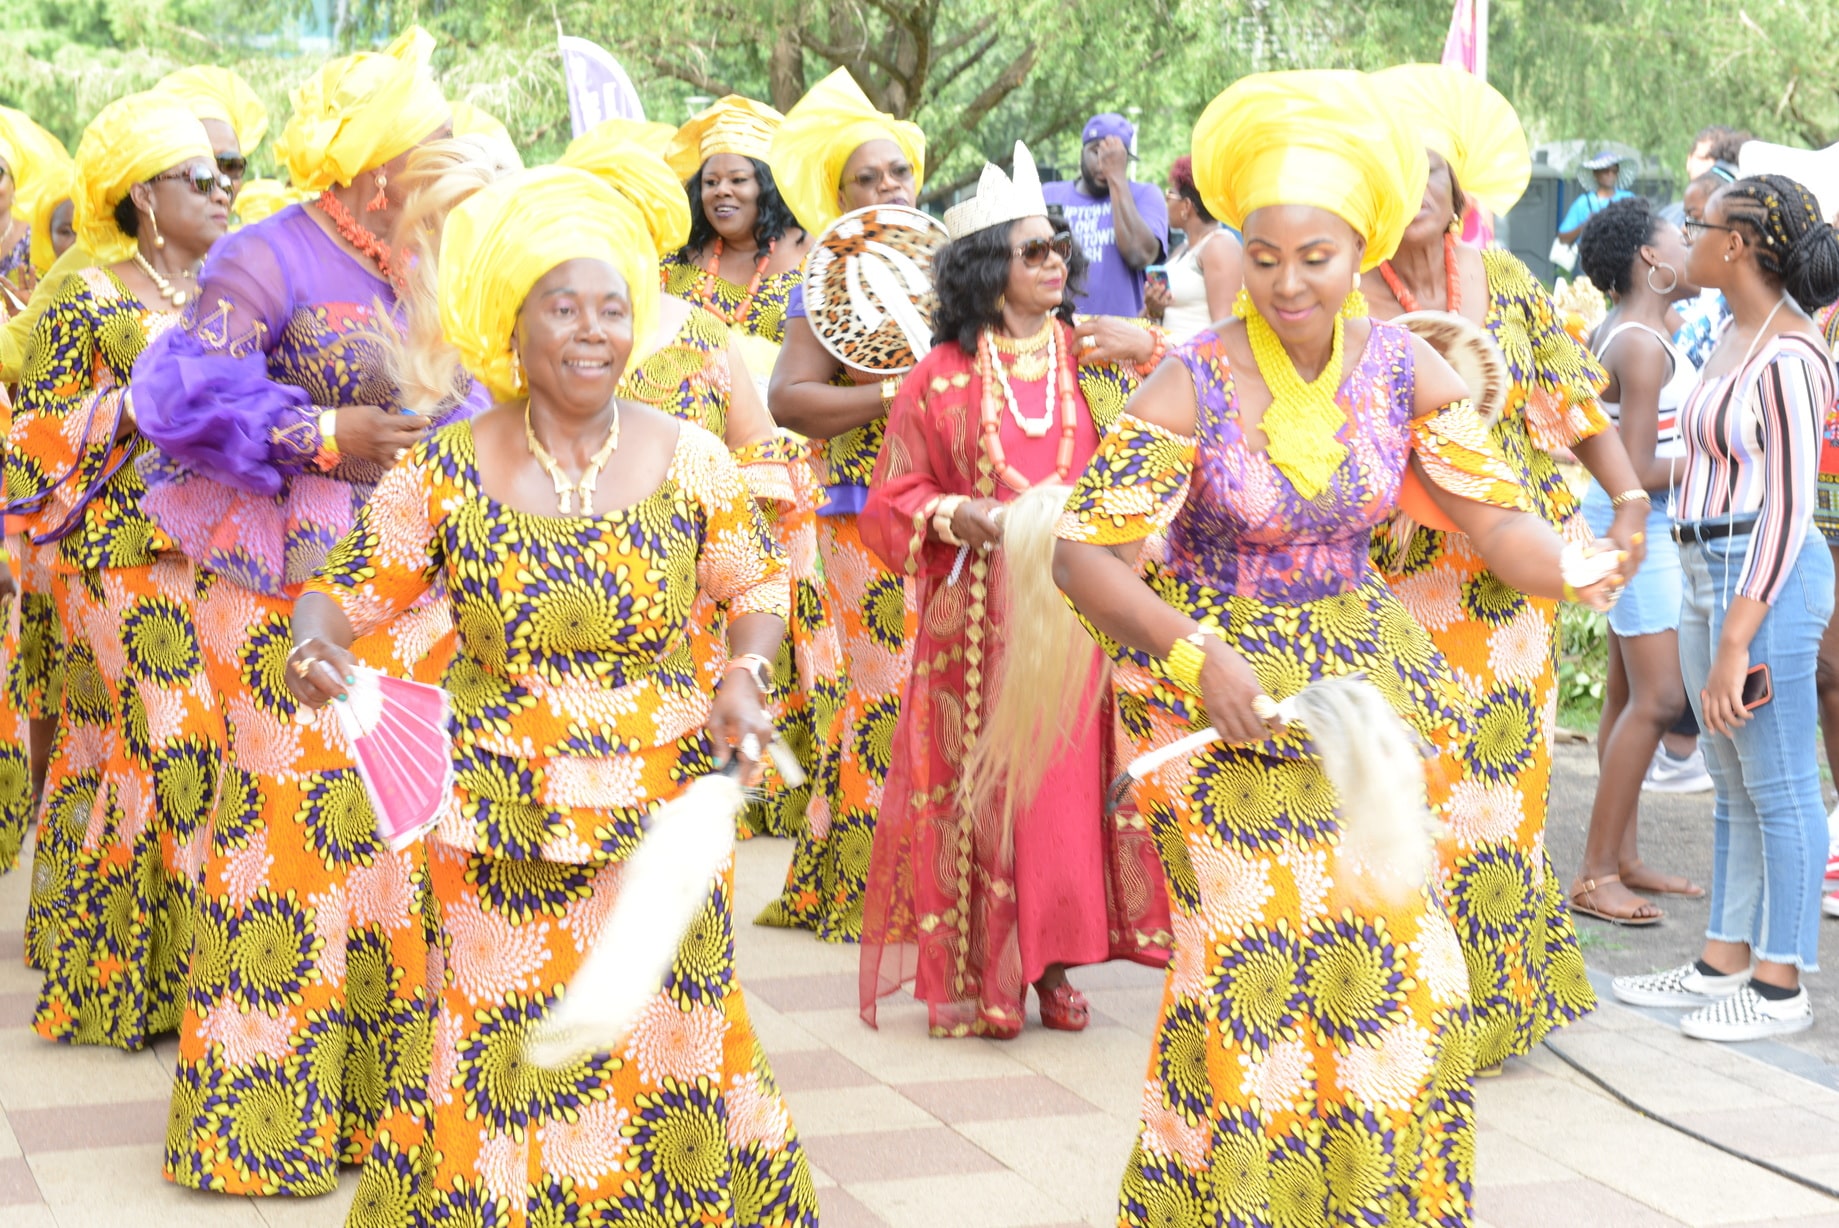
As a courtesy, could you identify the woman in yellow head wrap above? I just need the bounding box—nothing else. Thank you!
[127,27,478,1201]
[1052,69,1627,1226]
[155,64,270,203]
[0,105,74,303]
[286,164,818,1227]
[2,91,229,1054]
[758,67,929,942]
[568,125,845,843]
[659,94,810,343]
[0,108,74,893]
[1365,67,1655,1008]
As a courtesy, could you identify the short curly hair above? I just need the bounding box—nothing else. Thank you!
[1577,196,1659,297]
[1167,156,1214,223]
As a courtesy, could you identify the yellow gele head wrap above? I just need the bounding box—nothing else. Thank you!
[587,119,677,160]
[664,95,783,183]
[448,99,524,170]
[439,165,659,403]
[276,26,451,193]
[559,126,692,259]
[29,166,75,275]
[233,178,309,227]
[0,105,76,218]
[156,65,271,153]
[73,93,215,262]
[1372,63,1531,217]
[769,67,927,235]
[1191,70,1426,271]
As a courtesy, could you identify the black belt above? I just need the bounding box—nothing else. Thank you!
[1673,517,1757,544]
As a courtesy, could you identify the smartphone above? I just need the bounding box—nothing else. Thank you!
[1144,265,1169,294]
[1742,662,1772,710]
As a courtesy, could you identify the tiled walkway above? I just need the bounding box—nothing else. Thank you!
[1,835,1838,1226]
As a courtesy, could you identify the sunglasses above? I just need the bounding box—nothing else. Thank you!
[152,165,234,197]
[1014,233,1074,267]
[217,155,248,183]
[1682,219,1739,242]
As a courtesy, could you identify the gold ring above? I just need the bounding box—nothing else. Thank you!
[291,657,313,679]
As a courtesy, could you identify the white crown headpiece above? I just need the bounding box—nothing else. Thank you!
[943,141,1048,241]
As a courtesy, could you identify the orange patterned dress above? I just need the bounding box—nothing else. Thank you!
[620,302,844,840]
[310,421,817,1227]
[2,268,223,1050]
[1373,251,1602,1069]
[1057,322,1526,1227]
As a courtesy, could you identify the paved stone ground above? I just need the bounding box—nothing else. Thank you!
[2,765,1839,1226]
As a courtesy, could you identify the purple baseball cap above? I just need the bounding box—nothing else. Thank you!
[1082,113,1136,151]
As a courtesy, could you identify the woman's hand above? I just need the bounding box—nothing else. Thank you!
[1143,277,1172,321]
[707,672,775,786]
[337,406,429,466]
[284,636,359,708]
[1072,317,1154,367]
[1197,635,1278,745]
[1701,644,1754,737]
[950,498,1005,553]
[1607,502,1651,574]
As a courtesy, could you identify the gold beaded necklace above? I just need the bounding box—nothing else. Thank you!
[1237,296,1349,501]
[524,403,622,516]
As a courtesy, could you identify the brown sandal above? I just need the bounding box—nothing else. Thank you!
[1570,874,1663,927]
[1618,865,1706,898]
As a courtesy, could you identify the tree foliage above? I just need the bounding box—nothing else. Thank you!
[1,0,1836,194]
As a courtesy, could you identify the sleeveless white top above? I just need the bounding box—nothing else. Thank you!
[1595,320,1696,461]
[1161,229,1222,342]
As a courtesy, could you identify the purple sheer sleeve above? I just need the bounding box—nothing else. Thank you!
[133,218,319,496]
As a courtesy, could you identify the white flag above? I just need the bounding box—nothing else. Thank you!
[559,34,645,139]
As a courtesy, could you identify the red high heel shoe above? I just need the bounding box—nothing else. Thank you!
[1037,982,1089,1032]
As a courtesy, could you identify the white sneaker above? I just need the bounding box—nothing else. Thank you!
[1644,745,1714,794]
[1679,985,1812,1041]
[1823,893,1839,919]
[1612,962,1750,1008]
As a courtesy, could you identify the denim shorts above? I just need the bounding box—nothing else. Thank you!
[1581,484,1682,638]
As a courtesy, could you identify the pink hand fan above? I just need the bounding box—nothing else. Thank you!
[331,666,454,851]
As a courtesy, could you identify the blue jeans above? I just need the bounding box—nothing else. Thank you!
[1678,526,1834,969]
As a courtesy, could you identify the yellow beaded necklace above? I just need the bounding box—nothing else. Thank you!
[1236,290,1353,501]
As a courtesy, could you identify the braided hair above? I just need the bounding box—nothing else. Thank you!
[1578,196,1659,298]
[1718,174,1839,313]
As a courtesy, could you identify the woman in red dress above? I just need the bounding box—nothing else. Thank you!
[857,144,1171,1038]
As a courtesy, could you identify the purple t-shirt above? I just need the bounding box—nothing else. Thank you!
[1042,178,1169,317]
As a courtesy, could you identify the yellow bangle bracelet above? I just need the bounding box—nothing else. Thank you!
[1165,624,1219,696]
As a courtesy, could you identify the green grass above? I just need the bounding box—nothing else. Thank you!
[1556,603,1609,736]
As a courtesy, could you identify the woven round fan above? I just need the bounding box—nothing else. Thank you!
[1394,310,1509,428]
[804,204,949,375]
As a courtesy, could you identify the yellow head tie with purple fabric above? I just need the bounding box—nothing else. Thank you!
[559,126,691,259]
[438,165,658,404]
[156,65,271,153]
[276,25,451,193]
[768,67,927,234]
[663,95,783,183]
[72,93,215,262]
[1372,63,1531,217]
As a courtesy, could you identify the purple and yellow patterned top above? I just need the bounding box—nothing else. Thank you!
[131,204,488,597]
[1061,322,1525,605]
[660,252,800,346]
[1056,320,1525,744]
